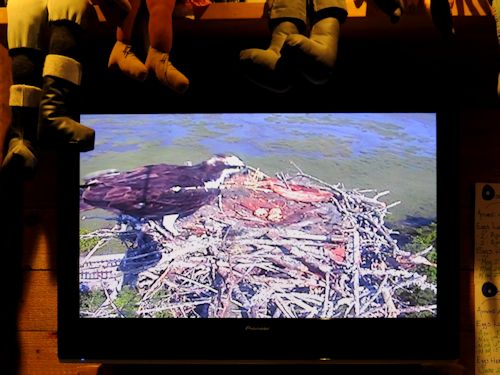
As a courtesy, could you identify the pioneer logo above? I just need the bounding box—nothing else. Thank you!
[244,325,271,331]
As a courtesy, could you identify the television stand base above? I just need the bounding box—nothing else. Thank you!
[95,363,463,375]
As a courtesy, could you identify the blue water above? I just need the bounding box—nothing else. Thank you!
[81,112,435,161]
[80,113,437,222]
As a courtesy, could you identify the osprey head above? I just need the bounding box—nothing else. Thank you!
[206,154,245,168]
[203,154,246,189]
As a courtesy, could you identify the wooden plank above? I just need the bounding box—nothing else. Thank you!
[0,0,492,24]
[459,110,500,269]
[21,151,60,209]
[0,40,10,165]
[18,331,99,375]
[460,330,475,375]
[18,271,58,331]
[22,209,57,271]
[460,270,475,334]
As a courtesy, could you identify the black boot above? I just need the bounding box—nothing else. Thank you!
[2,85,42,177]
[38,21,94,151]
[38,60,94,151]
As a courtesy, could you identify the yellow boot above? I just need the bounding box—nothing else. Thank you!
[239,21,299,93]
[145,47,189,94]
[108,41,148,82]
[281,17,341,85]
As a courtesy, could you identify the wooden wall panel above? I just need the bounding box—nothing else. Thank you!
[18,331,98,375]
[18,271,58,331]
[0,37,10,166]
[22,209,57,271]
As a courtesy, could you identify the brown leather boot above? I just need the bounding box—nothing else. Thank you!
[108,41,148,82]
[38,54,94,152]
[145,47,189,94]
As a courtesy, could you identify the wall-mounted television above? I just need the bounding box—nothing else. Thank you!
[57,112,459,364]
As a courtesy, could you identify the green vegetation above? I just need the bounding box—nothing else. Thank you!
[403,222,437,284]
[80,289,106,314]
[395,288,436,318]
[396,222,437,317]
[80,228,100,254]
[147,290,174,318]
[114,287,141,318]
[153,310,174,318]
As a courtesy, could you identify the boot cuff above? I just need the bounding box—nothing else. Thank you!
[43,54,82,86]
[9,84,42,107]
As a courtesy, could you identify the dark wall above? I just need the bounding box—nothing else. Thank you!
[81,14,500,115]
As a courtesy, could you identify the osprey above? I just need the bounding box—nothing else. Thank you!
[81,154,246,235]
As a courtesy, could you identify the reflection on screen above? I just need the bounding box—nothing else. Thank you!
[79,113,437,319]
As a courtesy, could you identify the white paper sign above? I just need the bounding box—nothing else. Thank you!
[475,183,500,375]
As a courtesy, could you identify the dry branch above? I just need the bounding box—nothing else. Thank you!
[79,161,437,319]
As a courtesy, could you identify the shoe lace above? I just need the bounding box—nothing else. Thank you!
[123,45,133,57]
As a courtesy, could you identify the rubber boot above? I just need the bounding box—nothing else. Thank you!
[239,20,299,93]
[280,16,341,85]
[2,85,42,176]
[38,54,95,151]
[108,0,147,81]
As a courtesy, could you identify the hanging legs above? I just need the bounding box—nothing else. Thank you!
[108,0,148,82]
[2,49,43,177]
[38,20,95,151]
[239,0,347,91]
[144,0,189,94]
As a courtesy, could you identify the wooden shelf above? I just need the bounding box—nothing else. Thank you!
[0,0,495,43]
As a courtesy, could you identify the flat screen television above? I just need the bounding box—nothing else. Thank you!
[57,112,459,365]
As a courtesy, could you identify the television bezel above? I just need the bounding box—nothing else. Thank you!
[57,111,460,364]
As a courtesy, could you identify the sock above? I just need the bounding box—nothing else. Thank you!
[48,20,84,62]
[10,48,44,87]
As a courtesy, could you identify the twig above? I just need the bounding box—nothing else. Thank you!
[81,238,111,266]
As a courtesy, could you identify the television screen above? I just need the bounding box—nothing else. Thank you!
[78,112,437,319]
[59,112,459,363]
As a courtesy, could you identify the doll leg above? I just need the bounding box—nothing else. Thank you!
[239,0,305,93]
[38,0,94,151]
[281,0,347,85]
[3,0,46,175]
[111,0,133,13]
[108,0,148,82]
[373,0,404,23]
[144,0,189,94]
[428,0,455,37]
[2,50,44,176]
